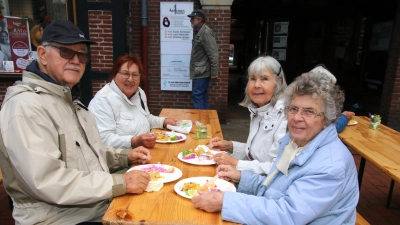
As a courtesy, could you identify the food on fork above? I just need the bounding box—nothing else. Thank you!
[201,175,219,188]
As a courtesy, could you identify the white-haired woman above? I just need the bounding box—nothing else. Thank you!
[192,71,359,225]
[311,65,355,132]
[209,56,287,174]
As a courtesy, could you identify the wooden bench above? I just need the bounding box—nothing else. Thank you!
[356,212,370,225]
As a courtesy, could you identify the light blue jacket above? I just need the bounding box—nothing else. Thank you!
[222,124,359,225]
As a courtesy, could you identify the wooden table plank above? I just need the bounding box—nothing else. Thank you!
[103,109,238,225]
[338,116,400,184]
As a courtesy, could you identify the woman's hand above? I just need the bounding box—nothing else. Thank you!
[128,146,151,164]
[123,170,150,194]
[213,152,238,167]
[342,111,355,121]
[208,137,233,152]
[164,118,179,127]
[216,165,241,183]
[192,191,224,212]
[131,133,157,148]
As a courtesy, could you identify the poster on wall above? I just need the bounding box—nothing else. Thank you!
[273,36,288,48]
[274,22,289,34]
[160,2,193,91]
[0,16,31,72]
[272,49,286,61]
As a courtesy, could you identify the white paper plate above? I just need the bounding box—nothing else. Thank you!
[174,176,236,199]
[177,145,219,165]
[347,120,358,126]
[156,131,187,143]
[127,164,182,183]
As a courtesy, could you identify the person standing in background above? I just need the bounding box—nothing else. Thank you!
[187,9,219,109]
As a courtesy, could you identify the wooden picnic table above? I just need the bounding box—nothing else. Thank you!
[102,108,239,225]
[338,116,400,207]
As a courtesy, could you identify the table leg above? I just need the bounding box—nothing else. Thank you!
[358,157,366,190]
[386,179,395,208]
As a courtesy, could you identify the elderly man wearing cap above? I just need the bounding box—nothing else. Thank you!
[0,20,151,224]
[187,9,219,109]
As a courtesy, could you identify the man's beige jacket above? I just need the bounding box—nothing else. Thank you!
[0,72,129,224]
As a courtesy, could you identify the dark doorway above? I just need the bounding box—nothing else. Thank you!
[73,0,129,106]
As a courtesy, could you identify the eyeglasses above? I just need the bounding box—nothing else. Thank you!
[118,71,141,80]
[284,106,324,118]
[45,44,89,64]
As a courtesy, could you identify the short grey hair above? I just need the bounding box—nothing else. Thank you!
[36,41,51,64]
[310,65,337,83]
[240,56,287,107]
[283,72,345,126]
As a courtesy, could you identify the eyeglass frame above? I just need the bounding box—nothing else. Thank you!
[284,105,324,118]
[44,44,90,64]
[118,71,141,80]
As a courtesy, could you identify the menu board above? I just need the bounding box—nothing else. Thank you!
[1,16,31,72]
[160,2,193,91]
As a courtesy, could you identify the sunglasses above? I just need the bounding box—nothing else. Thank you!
[45,44,89,64]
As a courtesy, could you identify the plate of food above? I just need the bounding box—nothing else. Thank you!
[174,176,236,199]
[177,145,219,165]
[348,117,358,126]
[155,131,186,143]
[127,164,182,183]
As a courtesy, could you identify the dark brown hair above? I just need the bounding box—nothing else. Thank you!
[109,54,143,81]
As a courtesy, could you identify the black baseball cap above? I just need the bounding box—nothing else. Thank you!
[41,20,97,45]
[187,9,206,21]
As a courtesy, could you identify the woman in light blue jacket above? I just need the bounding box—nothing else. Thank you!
[192,71,359,225]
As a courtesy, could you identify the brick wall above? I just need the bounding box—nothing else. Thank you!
[87,8,113,98]
[127,0,230,121]
[0,1,231,122]
[380,3,400,131]
[88,10,114,72]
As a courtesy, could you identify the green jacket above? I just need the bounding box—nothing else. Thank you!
[190,24,219,79]
[0,72,129,224]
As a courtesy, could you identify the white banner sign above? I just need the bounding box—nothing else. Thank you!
[161,41,192,55]
[161,29,192,41]
[160,2,193,91]
[161,67,190,79]
[161,54,190,67]
[161,79,193,91]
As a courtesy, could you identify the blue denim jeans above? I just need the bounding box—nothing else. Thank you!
[192,77,211,109]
